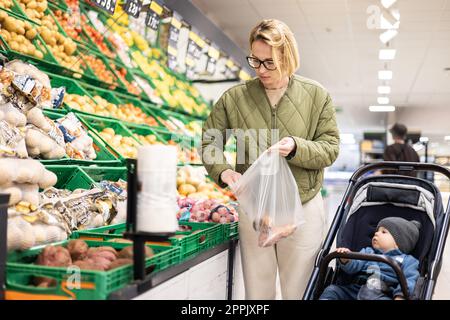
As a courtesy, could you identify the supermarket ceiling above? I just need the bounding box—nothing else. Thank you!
[191,0,450,135]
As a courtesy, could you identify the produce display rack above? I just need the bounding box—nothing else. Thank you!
[0,0,238,301]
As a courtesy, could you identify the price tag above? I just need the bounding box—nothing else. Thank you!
[89,0,118,15]
[123,0,142,18]
[168,54,178,70]
[146,1,162,30]
[206,56,216,75]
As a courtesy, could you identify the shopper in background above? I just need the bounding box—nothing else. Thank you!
[383,123,420,177]
[201,19,340,299]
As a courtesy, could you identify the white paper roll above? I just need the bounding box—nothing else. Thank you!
[138,145,178,171]
[136,145,178,233]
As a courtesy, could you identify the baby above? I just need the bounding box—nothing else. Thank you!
[320,217,421,300]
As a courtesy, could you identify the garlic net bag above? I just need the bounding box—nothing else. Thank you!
[231,151,305,247]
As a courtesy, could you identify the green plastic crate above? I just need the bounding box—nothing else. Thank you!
[0,12,59,66]
[48,72,95,112]
[6,240,180,300]
[0,0,29,20]
[76,114,138,162]
[40,110,121,166]
[45,165,94,191]
[81,166,127,186]
[170,222,224,261]
[74,223,127,236]
[179,221,238,241]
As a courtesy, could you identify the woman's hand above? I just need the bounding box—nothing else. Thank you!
[336,247,351,264]
[268,137,296,157]
[220,169,242,187]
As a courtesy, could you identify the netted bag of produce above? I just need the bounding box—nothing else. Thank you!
[231,151,305,247]
[56,112,96,160]
[0,119,28,158]
[0,60,52,109]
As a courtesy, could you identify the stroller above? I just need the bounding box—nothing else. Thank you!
[303,161,450,300]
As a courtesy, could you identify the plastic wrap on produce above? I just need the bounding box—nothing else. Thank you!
[0,119,27,158]
[40,187,120,231]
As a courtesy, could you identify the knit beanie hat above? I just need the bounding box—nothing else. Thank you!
[377,217,421,254]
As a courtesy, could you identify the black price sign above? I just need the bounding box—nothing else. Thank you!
[124,0,142,18]
[146,11,160,30]
[146,1,162,30]
[89,0,117,14]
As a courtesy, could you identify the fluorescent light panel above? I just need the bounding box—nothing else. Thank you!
[378,97,390,104]
[378,86,391,94]
[381,0,397,8]
[369,105,395,112]
[379,49,396,60]
[378,70,393,80]
[380,30,398,44]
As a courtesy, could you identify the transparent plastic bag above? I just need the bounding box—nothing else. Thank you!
[231,151,305,247]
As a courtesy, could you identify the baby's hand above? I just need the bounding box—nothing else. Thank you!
[336,247,351,264]
[394,296,405,300]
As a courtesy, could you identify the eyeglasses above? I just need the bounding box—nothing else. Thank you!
[246,56,277,70]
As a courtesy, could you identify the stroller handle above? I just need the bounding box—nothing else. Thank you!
[350,161,450,183]
[315,251,410,299]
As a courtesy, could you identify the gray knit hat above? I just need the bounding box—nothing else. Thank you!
[377,217,421,254]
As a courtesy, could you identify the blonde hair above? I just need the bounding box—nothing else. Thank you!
[249,19,299,77]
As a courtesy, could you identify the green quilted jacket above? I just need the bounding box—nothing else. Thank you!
[201,75,340,203]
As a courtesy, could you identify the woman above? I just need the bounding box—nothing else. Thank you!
[201,19,340,299]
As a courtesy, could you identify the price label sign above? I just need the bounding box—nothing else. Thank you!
[89,0,118,14]
[145,0,162,30]
[124,0,142,18]
[168,54,178,71]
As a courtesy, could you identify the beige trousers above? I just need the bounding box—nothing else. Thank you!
[238,192,328,300]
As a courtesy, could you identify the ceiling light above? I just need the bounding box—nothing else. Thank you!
[340,133,356,145]
[381,0,397,8]
[369,105,395,112]
[379,49,396,60]
[380,30,398,44]
[378,86,391,94]
[444,136,450,141]
[378,97,390,104]
[378,70,393,80]
[380,14,400,30]
[420,137,429,143]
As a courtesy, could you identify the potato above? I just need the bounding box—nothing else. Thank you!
[25,29,37,40]
[87,246,118,258]
[107,258,133,270]
[118,246,154,260]
[39,28,52,44]
[36,246,72,267]
[67,240,89,261]
[0,11,8,21]
[3,17,17,33]
[34,50,43,59]
[73,260,104,271]
[0,30,10,42]
[27,0,37,9]
[39,169,57,189]
[9,41,19,52]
